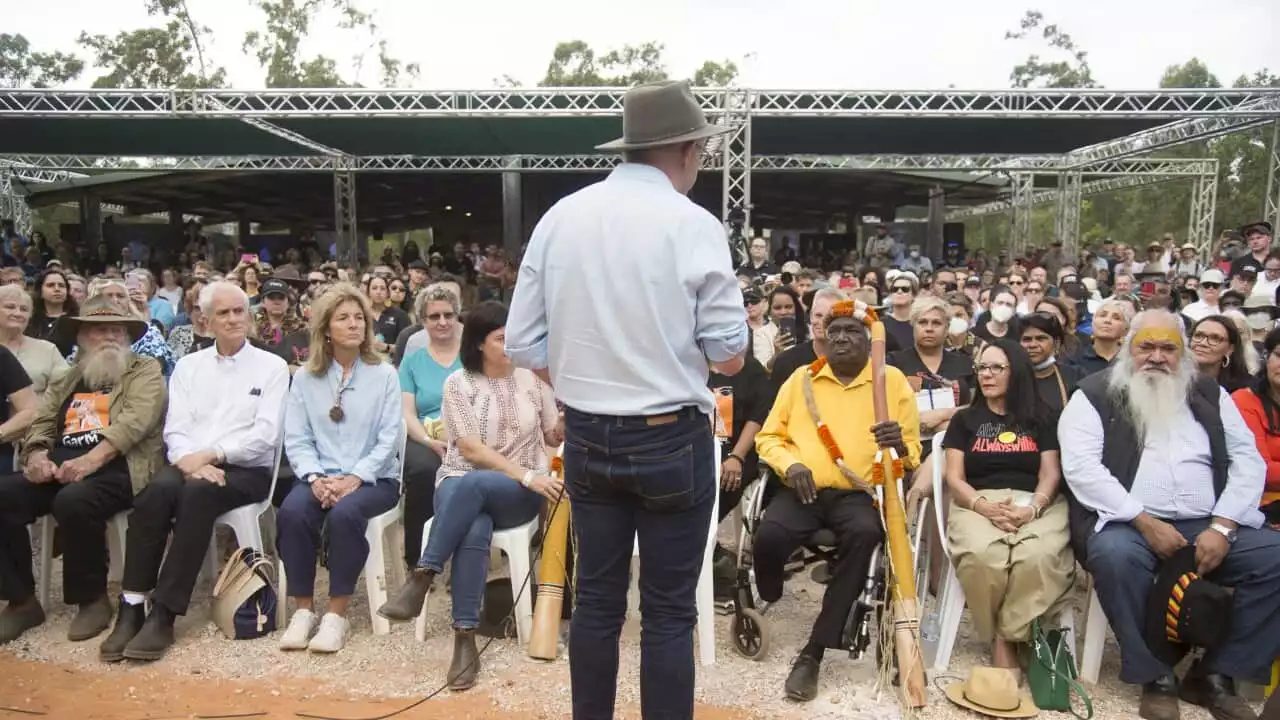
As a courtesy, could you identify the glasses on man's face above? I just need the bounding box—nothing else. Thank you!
[973,363,1010,375]
[891,286,913,295]
[1191,331,1227,347]
[1200,282,1221,290]
[1009,279,1025,286]
[426,312,456,322]
[1265,267,1280,276]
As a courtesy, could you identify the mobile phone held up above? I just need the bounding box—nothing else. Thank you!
[241,253,258,265]
[776,316,798,346]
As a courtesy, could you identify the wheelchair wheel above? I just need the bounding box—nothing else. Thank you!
[730,608,769,660]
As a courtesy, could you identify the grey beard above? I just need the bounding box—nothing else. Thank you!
[1114,369,1192,439]
[81,347,129,391]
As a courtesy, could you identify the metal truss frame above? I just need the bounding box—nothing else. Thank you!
[1009,174,1035,258]
[1054,172,1083,257]
[0,169,32,236]
[332,164,357,266]
[719,88,752,260]
[1188,166,1219,257]
[3,88,1276,119]
[1266,120,1280,233]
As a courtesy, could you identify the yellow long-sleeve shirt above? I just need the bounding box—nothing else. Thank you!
[757,360,921,491]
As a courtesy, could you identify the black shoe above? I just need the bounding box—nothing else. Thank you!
[0,599,45,644]
[99,601,146,663]
[1139,674,1181,720]
[784,654,821,702]
[122,604,176,662]
[68,594,113,642]
[1180,672,1258,720]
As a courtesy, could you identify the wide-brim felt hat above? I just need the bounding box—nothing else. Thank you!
[269,265,310,288]
[596,80,731,151]
[1144,545,1232,666]
[58,294,148,348]
[944,667,1038,718]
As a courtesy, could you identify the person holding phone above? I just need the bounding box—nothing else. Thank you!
[768,286,806,359]
[743,287,778,369]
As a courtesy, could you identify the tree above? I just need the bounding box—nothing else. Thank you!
[77,0,226,88]
[0,33,83,88]
[1159,58,1220,89]
[1004,10,1098,88]
[692,59,739,87]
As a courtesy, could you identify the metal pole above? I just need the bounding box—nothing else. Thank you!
[1188,161,1219,261]
[720,88,751,265]
[1010,173,1034,257]
[332,162,358,268]
[501,156,523,259]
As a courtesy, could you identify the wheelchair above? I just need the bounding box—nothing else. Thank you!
[724,475,888,662]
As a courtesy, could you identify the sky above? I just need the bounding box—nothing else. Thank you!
[13,0,1280,89]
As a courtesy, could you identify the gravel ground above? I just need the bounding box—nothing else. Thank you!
[5,522,1270,719]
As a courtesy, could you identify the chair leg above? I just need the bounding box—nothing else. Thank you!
[37,517,54,608]
[107,515,127,584]
[504,540,534,646]
[414,519,433,642]
[365,524,391,636]
[1081,588,1107,684]
[695,544,716,667]
[276,560,289,628]
[933,565,967,673]
[203,532,219,585]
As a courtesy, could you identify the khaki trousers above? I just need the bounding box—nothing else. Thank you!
[947,488,1074,643]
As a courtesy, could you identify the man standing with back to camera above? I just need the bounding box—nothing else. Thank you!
[507,80,748,719]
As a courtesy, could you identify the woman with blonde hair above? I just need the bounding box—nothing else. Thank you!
[0,285,68,396]
[276,282,404,654]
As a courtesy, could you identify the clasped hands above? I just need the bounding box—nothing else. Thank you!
[786,421,906,505]
[174,450,226,486]
[25,450,103,485]
[310,474,363,508]
[973,497,1036,533]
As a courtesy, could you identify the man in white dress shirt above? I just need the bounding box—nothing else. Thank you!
[1060,310,1280,720]
[99,282,288,663]
[506,80,748,720]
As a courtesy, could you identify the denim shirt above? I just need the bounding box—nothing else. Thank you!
[285,357,404,485]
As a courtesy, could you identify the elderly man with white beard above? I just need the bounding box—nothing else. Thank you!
[1061,309,1280,720]
[0,295,166,645]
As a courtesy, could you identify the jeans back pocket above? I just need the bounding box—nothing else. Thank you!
[626,442,696,513]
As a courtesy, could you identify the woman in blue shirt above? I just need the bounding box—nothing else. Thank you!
[398,286,462,571]
[276,283,404,655]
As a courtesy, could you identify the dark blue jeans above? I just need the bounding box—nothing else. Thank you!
[563,406,715,720]
[276,478,400,598]
[1087,518,1280,685]
[418,470,542,629]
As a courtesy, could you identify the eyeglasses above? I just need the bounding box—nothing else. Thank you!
[891,286,914,294]
[1190,331,1227,346]
[426,312,456,322]
[973,363,1010,375]
[1009,279,1025,286]
[1200,282,1221,289]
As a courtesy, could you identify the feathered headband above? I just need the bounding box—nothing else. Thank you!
[826,299,879,327]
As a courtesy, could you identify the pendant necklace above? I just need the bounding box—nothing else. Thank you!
[330,363,356,422]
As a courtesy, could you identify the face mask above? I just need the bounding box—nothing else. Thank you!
[1032,355,1057,372]
[1247,313,1274,331]
[990,305,1015,324]
[909,250,920,259]
[948,317,970,336]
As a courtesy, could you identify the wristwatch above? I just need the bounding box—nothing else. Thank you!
[1209,522,1238,543]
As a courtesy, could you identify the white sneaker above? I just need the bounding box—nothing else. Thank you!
[279,609,318,651]
[307,613,349,654]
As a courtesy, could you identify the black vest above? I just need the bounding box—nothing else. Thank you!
[1065,369,1229,569]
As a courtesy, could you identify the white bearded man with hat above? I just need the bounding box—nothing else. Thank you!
[0,295,166,645]
[507,80,748,719]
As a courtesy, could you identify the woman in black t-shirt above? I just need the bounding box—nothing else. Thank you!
[940,339,1073,672]
[0,344,37,469]
[367,276,411,357]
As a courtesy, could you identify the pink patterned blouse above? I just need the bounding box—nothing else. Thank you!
[436,367,558,486]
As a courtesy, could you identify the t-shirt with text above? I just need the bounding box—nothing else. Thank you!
[942,403,1058,493]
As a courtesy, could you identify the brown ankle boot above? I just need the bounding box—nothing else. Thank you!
[447,628,480,691]
[377,568,435,622]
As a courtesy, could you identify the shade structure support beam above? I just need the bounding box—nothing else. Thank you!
[1054,171,1083,257]
[1009,173,1035,258]
[332,161,358,267]
[719,88,752,265]
[1188,162,1220,260]
[0,168,32,236]
[1266,119,1280,232]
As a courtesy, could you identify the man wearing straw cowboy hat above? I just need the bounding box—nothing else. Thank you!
[0,295,166,645]
[507,80,748,719]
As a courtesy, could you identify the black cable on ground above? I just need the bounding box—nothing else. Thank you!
[0,707,46,716]
[294,494,566,720]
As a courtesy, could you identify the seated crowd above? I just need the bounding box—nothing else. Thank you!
[0,223,1278,720]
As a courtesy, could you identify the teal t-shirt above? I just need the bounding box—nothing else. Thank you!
[399,347,462,420]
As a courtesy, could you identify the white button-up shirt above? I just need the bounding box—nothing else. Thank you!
[1060,385,1266,531]
[165,340,289,470]
[506,163,748,417]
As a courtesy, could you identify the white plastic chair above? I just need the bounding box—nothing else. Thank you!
[202,424,286,582]
[926,433,1078,672]
[1079,588,1107,684]
[627,442,720,667]
[35,511,129,608]
[277,430,408,635]
[413,514,539,644]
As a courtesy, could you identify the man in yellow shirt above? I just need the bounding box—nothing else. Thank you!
[755,302,921,702]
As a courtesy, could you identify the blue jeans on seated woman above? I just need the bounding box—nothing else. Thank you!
[418,470,543,629]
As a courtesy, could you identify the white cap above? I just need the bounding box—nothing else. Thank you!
[1200,268,1226,284]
